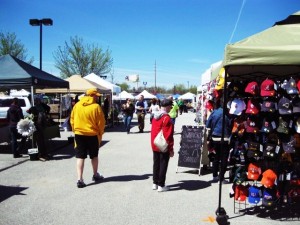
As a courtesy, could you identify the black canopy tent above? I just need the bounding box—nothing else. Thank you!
[0,54,69,91]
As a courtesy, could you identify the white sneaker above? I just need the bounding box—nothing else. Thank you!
[157,185,169,192]
[152,184,158,190]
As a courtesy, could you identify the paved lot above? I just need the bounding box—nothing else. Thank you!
[0,112,299,225]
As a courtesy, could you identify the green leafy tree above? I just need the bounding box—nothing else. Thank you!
[117,82,130,92]
[0,32,33,63]
[53,36,113,78]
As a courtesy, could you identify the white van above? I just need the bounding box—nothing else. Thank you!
[0,96,31,126]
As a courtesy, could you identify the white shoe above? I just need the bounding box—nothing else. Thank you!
[152,184,158,190]
[157,185,169,192]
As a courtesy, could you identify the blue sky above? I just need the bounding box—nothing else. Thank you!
[1,0,300,89]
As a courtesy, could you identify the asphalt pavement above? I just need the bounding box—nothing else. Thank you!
[0,112,299,225]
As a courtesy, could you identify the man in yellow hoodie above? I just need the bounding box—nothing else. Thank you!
[70,88,106,188]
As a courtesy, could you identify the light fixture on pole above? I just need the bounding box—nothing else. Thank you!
[143,81,147,89]
[29,18,53,70]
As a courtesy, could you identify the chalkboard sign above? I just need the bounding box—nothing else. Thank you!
[177,125,204,172]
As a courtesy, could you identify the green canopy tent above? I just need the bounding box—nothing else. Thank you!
[223,11,300,81]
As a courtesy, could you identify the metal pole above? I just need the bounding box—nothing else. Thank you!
[39,22,42,70]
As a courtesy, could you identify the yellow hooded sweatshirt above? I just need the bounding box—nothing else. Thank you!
[70,95,105,145]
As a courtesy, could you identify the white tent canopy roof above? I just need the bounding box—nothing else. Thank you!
[135,90,156,99]
[84,73,121,95]
[112,90,134,100]
[179,92,196,100]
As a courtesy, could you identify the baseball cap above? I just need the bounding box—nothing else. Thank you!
[262,188,277,207]
[261,100,277,113]
[233,166,247,184]
[215,72,224,90]
[292,97,300,114]
[286,77,299,95]
[260,118,274,133]
[234,185,248,202]
[282,136,296,153]
[246,117,259,133]
[245,81,259,96]
[86,88,101,96]
[260,79,276,97]
[229,98,246,115]
[247,163,262,180]
[297,79,300,92]
[248,185,261,204]
[276,117,289,134]
[261,169,277,188]
[245,99,260,115]
[263,143,277,159]
[296,117,300,133]
[232,117,245,136]
[205,100,214,110]
[160,98,173,107]
[278,96,292,115]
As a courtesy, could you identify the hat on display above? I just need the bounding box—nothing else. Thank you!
[295,117,300,133]
[292,97,300,114]
[260,79,276,97]
[260,118,274,133]
[247,162,262,180]
[281,79,289,91]
[234,185,248,202]
[232,117,246,136]
[233,166,247,184]
[286,77,299,95]
[263,143,277,159]
[205,100,214,110]
[278,96,293,115]
[161,98,173,107]
[228,81,245,97]
[246,117,259,133]
[282,136,296,154]
[262,188,277,207]
[261,169,277,188]
[261,100,277,113]
[245,99,260,115]
[276,117,289,134]
[248,185,261,204]
[229,98,246,115]
[297,79,300,92]
[245,81,259,96]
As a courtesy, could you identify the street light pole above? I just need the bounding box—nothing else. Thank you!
[143,81,147,90]
[29,18,53,70]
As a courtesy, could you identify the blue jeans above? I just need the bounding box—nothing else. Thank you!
[9,126,27,155]
[123,115,132,132]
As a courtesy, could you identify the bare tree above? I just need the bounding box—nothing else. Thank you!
[53,36,113,78]
[0,32,33,63]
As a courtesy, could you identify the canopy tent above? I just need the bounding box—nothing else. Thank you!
[36,74,111,94]
[173,93,181,99]
[135,90,156,99]
[0,54,69,90]
[223,11,300,80]
[112,90,134,100]
[84,73,121,95]
[180,92,196,100]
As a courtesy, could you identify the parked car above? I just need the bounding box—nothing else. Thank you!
[0,96,31,127]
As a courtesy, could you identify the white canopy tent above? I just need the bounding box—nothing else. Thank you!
[112,90,134,100]
[84,73,121,95]
[180,92,196,100]
[135,90,156,100]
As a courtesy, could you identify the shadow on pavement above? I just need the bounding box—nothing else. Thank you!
[0,185,28,203]
[168,179,211,191]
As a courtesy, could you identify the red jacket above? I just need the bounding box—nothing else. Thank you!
[151,113,174,153]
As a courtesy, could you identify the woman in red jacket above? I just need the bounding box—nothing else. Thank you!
[151,98,174,192]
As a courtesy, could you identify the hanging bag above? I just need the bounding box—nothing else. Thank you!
[154,116,168,152]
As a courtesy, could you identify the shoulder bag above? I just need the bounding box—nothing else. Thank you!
[154,116,168,152]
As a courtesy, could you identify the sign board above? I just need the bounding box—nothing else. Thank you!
[177,125,204,174]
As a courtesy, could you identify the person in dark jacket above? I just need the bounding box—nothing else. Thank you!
[7,98,27,158]
[121,98,135,134]
[206,98,231,182]
[150,98,174,192]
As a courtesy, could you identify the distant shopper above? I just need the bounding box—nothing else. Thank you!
[206,98,231,182]
[135,95,148,133]
[103,96,110,123]
[70,88,106,188]
[148,98,160,124]
[27,97,49,161]
[168,96,179,125]
[151,98,174,192]
[177,98,184,115]
[7,98,27,158]
[122,98,135,134]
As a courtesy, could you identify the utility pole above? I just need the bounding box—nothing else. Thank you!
[154,60,157,93]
